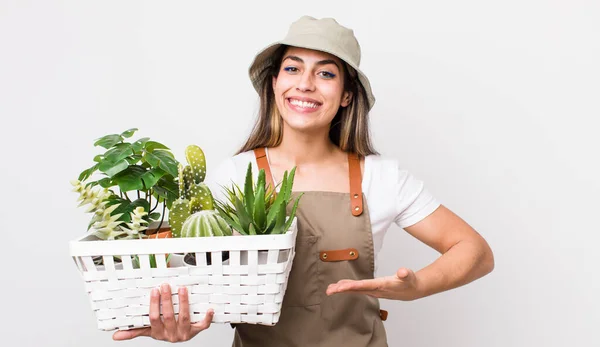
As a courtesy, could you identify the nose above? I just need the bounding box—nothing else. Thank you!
[296,71,315,92]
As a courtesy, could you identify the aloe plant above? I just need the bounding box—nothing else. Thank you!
[168,145,231,237]
[214,162,303,235]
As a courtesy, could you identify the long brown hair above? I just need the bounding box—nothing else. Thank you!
[236,45,378,157]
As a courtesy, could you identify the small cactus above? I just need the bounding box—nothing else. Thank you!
[169,145,229,237]
[180,210,232,237]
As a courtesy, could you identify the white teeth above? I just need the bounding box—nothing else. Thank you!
[289,99,318,108]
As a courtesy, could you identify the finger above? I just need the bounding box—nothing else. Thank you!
[327,279,381,295]
[396,268,415,281]
[112,327,150,340]
[149,288,164,333]
[160,284,178,333]
[191,309,214,334]
[177,287,191,336]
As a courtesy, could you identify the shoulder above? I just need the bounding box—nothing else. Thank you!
[364,153,405,184]
[364,153,440,227]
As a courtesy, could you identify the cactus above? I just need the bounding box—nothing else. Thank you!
[181,210,232,237]
[168,145,229,237]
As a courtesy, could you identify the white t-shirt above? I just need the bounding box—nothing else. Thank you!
[205,149,441,269]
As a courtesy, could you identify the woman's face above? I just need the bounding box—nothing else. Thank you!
[272,47,352,134]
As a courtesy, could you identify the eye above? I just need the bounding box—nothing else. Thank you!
[318,71,336,79]
[283,66,299,73]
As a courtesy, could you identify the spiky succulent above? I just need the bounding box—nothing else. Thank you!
[215,162,302,235]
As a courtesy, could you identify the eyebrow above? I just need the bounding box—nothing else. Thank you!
[282,55,340,70]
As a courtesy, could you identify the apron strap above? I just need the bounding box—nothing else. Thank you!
[253,147,363,216]
[254,147,276,192]
[348,152,364,216]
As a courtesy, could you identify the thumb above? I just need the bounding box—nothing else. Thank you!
[396,268,415,281]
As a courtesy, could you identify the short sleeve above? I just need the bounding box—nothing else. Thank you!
[393,165,441,229]
[204,157,237,203]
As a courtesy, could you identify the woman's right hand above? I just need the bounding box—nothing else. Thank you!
[113,284,214,342]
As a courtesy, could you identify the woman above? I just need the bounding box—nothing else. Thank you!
[114,16,494,345]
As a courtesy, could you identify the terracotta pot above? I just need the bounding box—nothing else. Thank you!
[144,228,173,267]
[146,227,172,239]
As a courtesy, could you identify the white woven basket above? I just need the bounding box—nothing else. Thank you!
[69,218,297,331]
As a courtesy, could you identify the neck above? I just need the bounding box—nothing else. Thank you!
[269,126,338,167]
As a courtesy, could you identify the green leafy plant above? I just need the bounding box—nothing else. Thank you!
[168,145,231,238]
[214,162,303,235]
[72,128,180,239]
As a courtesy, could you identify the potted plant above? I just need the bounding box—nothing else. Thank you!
[166,144,232,266]
[71,128,180,265]
[215,162,302,236]
[214,162,303,265]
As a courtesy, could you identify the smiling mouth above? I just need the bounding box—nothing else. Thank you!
[286,98,322,110]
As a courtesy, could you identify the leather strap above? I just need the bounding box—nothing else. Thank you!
[348,152,363,216]
[319,248,359,262]
[379,310,388,321]
[253,148,276,192]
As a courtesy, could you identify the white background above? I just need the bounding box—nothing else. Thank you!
[1,1,598,346]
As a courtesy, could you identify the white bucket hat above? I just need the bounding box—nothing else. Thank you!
[248,16,376,110]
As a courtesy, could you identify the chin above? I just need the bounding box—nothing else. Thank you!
[282,114,322,132]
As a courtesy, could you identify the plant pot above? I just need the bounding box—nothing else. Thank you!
[146,227,172,239]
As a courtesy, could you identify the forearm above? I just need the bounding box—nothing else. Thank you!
[413,238,494,300]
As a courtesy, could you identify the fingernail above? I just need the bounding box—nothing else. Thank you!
[151,288,159,297]
[179,287,187,295]
[161,283,170,293]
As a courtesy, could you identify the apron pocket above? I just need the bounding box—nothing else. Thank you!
[282,235,322,307]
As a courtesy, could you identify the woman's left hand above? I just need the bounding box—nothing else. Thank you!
[326,268,422,301]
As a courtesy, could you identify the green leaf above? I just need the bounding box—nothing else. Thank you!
[284,167,297,201]
[98,177,112,188]
[121,128,138,138]
[94,134,122,149]
[93,155,103,163]
[99,158,129,177]
[144,150,179,177]
[283,193,303,233]
[244,163,254,217]
[130,198,151,213]
[272,202,287,235]
[144,141,170,152]
[141,167,166,190]
[132,137,150,154]
[253,184,266,231]
[126,155,142,165]
[233,195,252,234]
[78,163,99,182]
[149,212,161,220]
[248,223,257,235]
[103,143,133,163]
[215,205,246,235]
[112,165,146,191]
[153,176,179,203]
[266,171,287,228]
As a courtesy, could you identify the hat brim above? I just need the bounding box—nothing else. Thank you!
[248,37,375,111]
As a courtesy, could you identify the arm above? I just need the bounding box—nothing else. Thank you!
[326,205,494,301]
[403,204,495,300]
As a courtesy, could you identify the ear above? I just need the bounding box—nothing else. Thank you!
[341,91,353,107]
[272,76,277,89]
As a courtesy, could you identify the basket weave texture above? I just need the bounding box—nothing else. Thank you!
[69,219,298,331]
